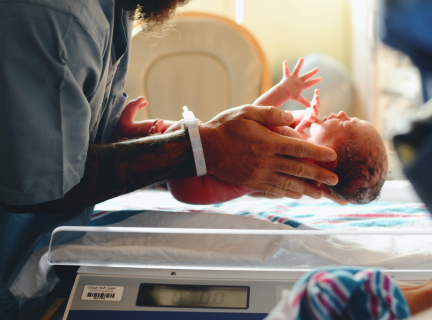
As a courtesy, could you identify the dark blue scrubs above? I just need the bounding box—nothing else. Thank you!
[0,0,132,315]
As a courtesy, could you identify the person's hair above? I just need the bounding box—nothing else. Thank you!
[117,0,190,35]
[327,132,388,204]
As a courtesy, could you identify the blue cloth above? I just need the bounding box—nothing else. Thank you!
[379,0,432,102]
[0,0,132,315]
[287,267,410,320]
[380,0,432,214]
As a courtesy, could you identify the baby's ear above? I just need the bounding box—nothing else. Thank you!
[316,160,338,169]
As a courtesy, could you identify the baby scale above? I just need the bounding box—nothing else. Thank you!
[48,227,432,319]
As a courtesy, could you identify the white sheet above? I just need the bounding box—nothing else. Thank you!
[10,180,429,300]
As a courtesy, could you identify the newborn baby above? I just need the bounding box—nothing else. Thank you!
[279,90,388,204]
[116,58,388,205]
[167,90,387,205]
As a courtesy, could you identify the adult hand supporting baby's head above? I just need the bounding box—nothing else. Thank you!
[198,105,339,200]
[315,183,349,205]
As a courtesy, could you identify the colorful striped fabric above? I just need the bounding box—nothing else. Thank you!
[236,201,430,229]
[93,190,431,230]
[266,268,410,320]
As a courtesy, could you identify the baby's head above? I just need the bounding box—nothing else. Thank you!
[309,111,388,204]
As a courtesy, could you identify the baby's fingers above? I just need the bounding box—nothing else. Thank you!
[292,57,304,76]
[305,78,322,89]
[311,89,321,108]
[300,68,319,81]
[283,60,291,77]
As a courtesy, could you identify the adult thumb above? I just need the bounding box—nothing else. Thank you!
[247,106,294,127]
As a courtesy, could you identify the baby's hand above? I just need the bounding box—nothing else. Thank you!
[280,58,321,108]
[295,89,320,133]
[308,89,320,121]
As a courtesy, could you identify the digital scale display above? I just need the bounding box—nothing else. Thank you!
[136,284,249,309]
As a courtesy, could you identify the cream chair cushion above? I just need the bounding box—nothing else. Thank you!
[125,13,270,122]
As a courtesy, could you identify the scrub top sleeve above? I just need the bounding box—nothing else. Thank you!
[0,4,107,206]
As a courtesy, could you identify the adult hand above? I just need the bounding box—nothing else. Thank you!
[247,192,284,199]
[288,110,306,128]
[199,105,339,199]
[315,183,349,205]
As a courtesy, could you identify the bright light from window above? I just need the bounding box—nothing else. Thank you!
[236,0,244,25]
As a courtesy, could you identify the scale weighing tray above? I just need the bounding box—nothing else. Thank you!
[47,227,432,319]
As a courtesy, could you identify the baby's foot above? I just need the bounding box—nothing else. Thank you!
[114,96,149,137]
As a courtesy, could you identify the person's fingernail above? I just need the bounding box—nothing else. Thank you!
[326,153,336,161]
[282,111,293,122]
[327,177,337,185]
[312,192,322,199]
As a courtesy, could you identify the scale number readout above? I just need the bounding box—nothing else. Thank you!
[136,284,249,309]
[81,285,124,301]
[172,290,225,305]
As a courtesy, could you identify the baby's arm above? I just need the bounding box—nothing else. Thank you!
[112,96,176,138]
[295,89,320,133]
[254,58,321,108]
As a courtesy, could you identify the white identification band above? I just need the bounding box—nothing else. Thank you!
[182,106,207,176]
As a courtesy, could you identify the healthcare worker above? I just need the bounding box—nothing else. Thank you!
[0,0,339,317]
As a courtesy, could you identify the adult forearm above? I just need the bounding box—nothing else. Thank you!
[3,130,195,214]
[399,280,432,316]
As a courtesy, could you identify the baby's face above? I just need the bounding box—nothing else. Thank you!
[308,111,377,148]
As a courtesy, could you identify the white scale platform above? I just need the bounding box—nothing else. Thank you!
[47,227,432,320]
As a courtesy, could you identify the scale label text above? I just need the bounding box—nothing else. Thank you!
[82,285,124,301]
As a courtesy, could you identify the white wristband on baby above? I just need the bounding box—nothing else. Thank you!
[181,106,207,177]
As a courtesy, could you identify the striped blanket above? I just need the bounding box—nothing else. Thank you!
[93,181,431,230]
[266,267,410,320]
